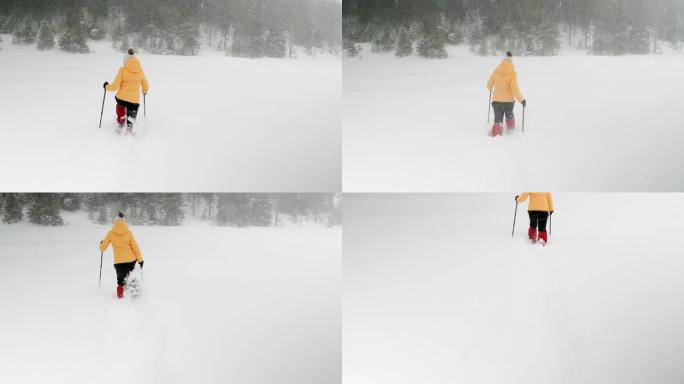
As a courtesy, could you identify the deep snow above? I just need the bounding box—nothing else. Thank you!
[343,45,684,192]
[0,36,341,192]
[343,193,684,383]
[0,214,341,384]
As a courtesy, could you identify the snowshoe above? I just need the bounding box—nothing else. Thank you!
[125,265,142,298]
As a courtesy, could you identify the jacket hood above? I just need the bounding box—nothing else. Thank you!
[497,60,516,75]
[124,57,142,73]
[111,219,130,235]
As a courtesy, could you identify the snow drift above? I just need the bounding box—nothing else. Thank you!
[343,45,684,192]
[0,214,341,384]
[343,193,684,383]
[0,37,341,192]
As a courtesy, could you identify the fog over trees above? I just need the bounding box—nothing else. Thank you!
[0,0,341,57]
[343,0,684,58]
[0,193,341,227]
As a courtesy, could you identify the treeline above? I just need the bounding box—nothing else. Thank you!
[0,193,341,227]
[0,0,341,57]
[343,0,684,58]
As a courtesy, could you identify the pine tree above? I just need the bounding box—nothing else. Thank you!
[159,194,185,225]
[395,29,413,57]
[216,194,250,227]
[265,29,287,58]
[15,23,37,44]
[417,30,448,59]
[59,9,90,53]
[37,22,55,51]
[27,194,64,226]
[343,38,361,57]
[2,194,23,224]
[251,195,273,226]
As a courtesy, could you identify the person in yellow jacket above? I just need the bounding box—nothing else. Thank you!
[486,51,526,137]
[102,48,149,131]
[99,212,144,298]
[515,192,553,244]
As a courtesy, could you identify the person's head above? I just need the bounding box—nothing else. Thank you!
[123,48,135,65]
[118,211,125,219]
[504,51,513,62]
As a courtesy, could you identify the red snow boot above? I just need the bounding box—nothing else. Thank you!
[116,285,124,299]
[506,117,516,130]
[491,123,503,137]
[115,105,127,127]
[538,231,548,244]
[528,227,537,241]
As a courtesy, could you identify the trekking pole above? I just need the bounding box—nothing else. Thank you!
[143,94,146,119]
[511,199,518,238]
[98,251,103,287]
[549,213,552,236]
[522,104,526,133]
[487,90,492,124]
[98,88,106,128]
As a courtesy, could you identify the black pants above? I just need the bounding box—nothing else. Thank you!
[115,97,139,119]
[492,101,514,124]
[114,261,136,286]
[528,211,549,231]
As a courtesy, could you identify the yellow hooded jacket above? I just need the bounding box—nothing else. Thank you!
[517,192,554,213]
[99,219,143,265]
[487,59,524,103]
[106,57,149,104]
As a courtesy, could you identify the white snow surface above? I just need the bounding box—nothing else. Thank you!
[344,193,684,383]
[343,45,684,192]
[0,217,341,384]
[0,36,341,192]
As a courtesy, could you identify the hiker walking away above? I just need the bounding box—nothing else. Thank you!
[99,212,144,298]
[487,51,526,137]
[515,192,554,244]
[103,48,149,132]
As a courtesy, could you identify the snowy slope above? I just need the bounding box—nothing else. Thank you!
[343,193,684,383]
[0,37,341,192]
[343,45,684,192]
[0,216,341,384]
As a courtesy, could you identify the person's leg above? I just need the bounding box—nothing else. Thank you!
[491,102,504,136]
[538,212,550,243]
[114,98,127,126]
[492,102,505,124]
[505,102,515,129]
[114,263,127,298]
[126,104,140,127]
[527,211,538,240]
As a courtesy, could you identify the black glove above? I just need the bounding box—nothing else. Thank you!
[550,211,554,215]
[139,261,144,269]
[521,99,527,108]
[515,195,519,201]
[99,240,103,245]
[103,81,109,89]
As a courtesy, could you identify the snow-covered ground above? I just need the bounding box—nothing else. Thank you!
[343,45,684,191]
[0,36,341,192]
[0,213,341,384]
[343,193,684,383]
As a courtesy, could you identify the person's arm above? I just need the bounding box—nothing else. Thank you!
[130,233,143,264]
[516,193,529,203]
[141,72,149,95]
[511,73,525,103]
[106,68,123,92]
[486,70,496,91]
[99,232,112,252]
[547,193,554,213]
